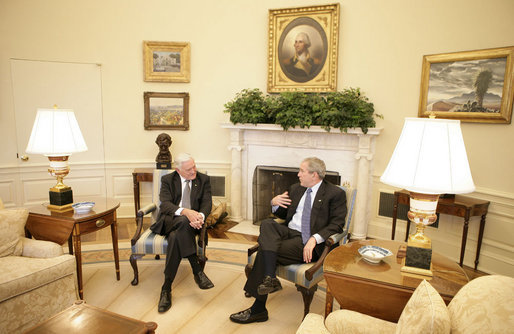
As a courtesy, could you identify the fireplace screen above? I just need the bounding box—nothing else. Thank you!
[252,166,341,225]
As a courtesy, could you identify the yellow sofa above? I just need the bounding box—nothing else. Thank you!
[0,199,78,333]
[297,275,514,334]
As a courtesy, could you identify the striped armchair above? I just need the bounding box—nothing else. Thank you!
[129,169,207,285]
[245,185,357,317]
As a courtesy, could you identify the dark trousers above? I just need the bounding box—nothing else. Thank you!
[244,219,319,301]
[161,215,199,282]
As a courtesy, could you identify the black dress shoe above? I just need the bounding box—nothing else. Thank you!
[229,308,268,324]
[257,276,282,295]
[194,271,214,289]
[158,290,172,313]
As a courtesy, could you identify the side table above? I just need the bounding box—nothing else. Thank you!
[24,300,157,333]
[391,189,490,269]
[25,197,121,299]
[323,239,469,322]
[132,168,153,217]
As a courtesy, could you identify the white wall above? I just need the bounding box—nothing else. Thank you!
[1,0,513,275]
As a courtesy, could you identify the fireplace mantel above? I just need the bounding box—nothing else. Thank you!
[221,123,383,240]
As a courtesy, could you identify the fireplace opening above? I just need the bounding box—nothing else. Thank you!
[252,165,341,225]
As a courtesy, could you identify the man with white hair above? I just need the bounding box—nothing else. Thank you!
[150,153,213,313]
[283,32,322,80]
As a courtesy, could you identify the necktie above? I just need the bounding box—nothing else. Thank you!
[182,180,191,209]
[301,188,312,244]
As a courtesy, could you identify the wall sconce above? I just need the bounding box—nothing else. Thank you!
[380,117,475,276]
[26,108,88,211]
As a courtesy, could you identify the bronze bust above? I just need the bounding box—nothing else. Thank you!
[155,133,172,169]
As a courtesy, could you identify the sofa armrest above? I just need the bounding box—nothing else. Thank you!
[325,310,396,334]
[21,237,64,258]
[296,313,331,334]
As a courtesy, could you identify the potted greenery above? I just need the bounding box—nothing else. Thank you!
[223,88,382,134]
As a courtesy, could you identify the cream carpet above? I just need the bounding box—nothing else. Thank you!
[81,241,326,334]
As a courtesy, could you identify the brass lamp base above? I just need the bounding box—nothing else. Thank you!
[48,187,74,211]
[401,245,433,276]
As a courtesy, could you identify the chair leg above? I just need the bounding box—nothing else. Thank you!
[296,284,317,318]
[130,254,141,286]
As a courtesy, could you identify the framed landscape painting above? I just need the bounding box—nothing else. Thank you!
[418,46,514,123]
[144,92,189,130]
[267,4,340,93]
[143,41,191,82]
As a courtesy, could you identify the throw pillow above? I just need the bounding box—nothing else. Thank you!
[0,208,28,257]
[396,279,450,334]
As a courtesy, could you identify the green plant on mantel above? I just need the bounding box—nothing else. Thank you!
[223,88,382,133]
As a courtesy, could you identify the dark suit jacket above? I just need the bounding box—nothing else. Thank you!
[274,180,347,256]
[151,171,212,235]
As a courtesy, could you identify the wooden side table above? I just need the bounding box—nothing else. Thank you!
[24,300,157,333]
[25,197,121,299]
[132,168,153,217]
[323,239,469,322]
[391,189,490,269]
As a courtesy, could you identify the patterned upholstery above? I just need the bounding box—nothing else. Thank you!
[247,186,357,316]
[296,275,514,334]
[0,201,78,333]
[129,169,206,285]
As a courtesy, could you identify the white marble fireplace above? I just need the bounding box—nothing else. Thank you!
[221,123,382,240]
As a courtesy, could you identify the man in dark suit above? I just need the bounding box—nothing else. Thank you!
[150,153,213,313]
[230,157,347,324]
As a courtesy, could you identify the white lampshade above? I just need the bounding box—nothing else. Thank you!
[26,109,88,156]
[380,117,475,194]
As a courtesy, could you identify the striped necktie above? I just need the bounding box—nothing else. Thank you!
[301,188,312,244]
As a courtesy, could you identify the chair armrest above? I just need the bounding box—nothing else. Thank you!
[305,230,347,281]
[21,237,64,258]
[131,203,158,246]
[247,243,259,257]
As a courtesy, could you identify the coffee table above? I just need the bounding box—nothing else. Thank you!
[25,197,120,299]
[323,239,469,322]
[23,300,157,333]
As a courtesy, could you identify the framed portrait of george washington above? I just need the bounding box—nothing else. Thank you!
[143,41,191,82]
[418,46,514,124]
[267,4,340,93]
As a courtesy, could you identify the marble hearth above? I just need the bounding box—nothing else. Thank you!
[221,123,382,240]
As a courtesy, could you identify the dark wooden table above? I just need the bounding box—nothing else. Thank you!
[323,239,469,322]
[391,189,490,269]
[25,197,121,299]
[132,168,153,217]
[23,300,157,333]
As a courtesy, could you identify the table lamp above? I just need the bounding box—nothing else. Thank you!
[26,108,88,211]
[380,117,475,276]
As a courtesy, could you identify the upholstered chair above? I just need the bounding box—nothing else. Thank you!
[296,275,514,334]
[245,186,357,318]
[129,169,208,285]
[0,199,78,333]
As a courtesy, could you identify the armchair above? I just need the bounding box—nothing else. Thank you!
[245,186,357,317]
[130,169,208,285]
[0,199,78,333]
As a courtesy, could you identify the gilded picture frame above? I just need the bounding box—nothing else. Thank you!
[143,41,191,82]
[418,46,514,124]
[144,92,189,130]
[267,4,340,93]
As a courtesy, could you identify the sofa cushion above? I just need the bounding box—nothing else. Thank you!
[448,275,514,334]
[0,254,76,302]
[0,208,28,257]
[396,279,450,334]
[326,309,396,334]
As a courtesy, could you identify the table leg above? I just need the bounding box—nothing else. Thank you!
[111,216,120,281]
[72,232,83,299]
[459,209,471,267]
[68,235,73,255]
[392,194,399,240]
[325,286,334,318]
[475,214,486,270]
